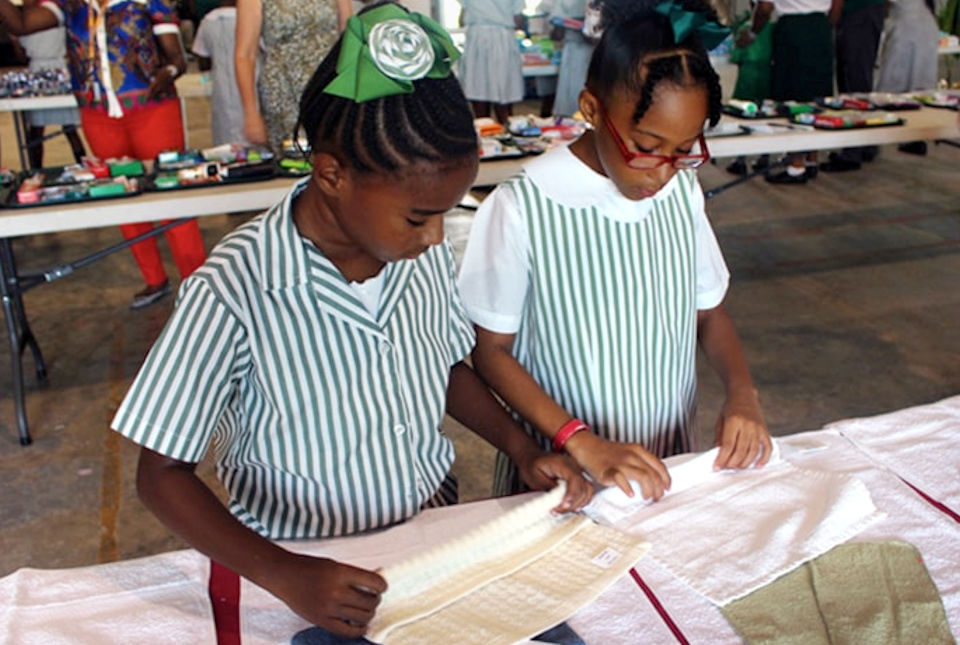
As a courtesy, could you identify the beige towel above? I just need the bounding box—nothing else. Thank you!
[722,541,956,645]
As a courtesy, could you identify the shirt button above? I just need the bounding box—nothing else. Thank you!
[379,341,391,356]
[394,424,406,435]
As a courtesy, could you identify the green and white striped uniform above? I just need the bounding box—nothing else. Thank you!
[458,146,729,494]
[112,180,475,539]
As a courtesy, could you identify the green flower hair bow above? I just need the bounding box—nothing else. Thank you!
[323,3,461,103]
[654,0,731,51]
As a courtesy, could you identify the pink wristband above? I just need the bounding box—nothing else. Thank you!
[552,418,590,453]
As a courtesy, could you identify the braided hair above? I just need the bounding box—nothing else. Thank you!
[588,0,724,126]
[297,2,478,174]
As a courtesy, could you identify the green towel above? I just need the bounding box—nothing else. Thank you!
[721,541,955,645]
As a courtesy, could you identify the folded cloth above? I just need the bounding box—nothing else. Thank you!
[0,549,215,645]
[584,442,884,606]
[366,484,650,645]
[721,541,955,645]
[828,395,960,515]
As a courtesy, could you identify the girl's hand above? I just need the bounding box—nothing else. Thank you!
[515,451,594,512]
[271,553,387,638]
[243,111,269,146]
[713,388,772,470]
[565,433,671,501]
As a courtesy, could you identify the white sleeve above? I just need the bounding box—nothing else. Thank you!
[191,19,210,57]
[689,176,730,310]
[456,184,531,334]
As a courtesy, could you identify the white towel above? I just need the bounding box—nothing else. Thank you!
[584,441,884,606]
[0,549,214,645]
[828,394,960,512]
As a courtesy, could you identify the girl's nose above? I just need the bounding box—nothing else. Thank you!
[653,162,677,188]
[422,216,444,247]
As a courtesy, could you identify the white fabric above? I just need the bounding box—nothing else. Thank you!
[368,485,650,644]
[585,441,884,605]
[348,271,386,317]
[192,7,247,145]
[0,549,215,644]
[457,144,730,334]
[458,25,524,104]
[828,395,960,511]
[771,0,832,15]
[4,400,960,644]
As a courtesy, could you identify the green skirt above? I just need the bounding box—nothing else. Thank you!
[771,13,834,101]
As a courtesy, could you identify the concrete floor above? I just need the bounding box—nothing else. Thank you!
[1,99,958,579]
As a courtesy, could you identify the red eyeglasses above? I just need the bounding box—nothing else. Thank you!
[597,102,710,170]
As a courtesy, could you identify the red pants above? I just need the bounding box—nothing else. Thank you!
[80,99,206,286]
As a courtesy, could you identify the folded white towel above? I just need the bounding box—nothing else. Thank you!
[585,441,884,606]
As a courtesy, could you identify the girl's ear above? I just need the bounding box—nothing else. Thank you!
[311,152,347,196]
[578,89,601,128]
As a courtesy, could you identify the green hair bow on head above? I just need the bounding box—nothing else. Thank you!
[654,0,730,51]
[323,3,461,103]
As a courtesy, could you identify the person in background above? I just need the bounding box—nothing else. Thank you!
[0,0,208,310]
[460,0,772,500]
[192,0,246,145]
[548,0,595,117]
[725,0,772,176]
[875,0,939,155]
[457,0,525,122]
[15,0,85,169]
[742,0,839,184]
[113,3,590,639]
[821,0,885,171]
[235,0,351,152]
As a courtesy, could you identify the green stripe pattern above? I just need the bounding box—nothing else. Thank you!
[113,185,474,539]
[494,170,700,493]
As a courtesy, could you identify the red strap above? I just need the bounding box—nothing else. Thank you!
[552,418,590,453]
[629,567,689,645]
[899,478,960,524]
[209,560,242,645]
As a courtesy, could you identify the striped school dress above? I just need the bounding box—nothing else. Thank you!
[113,180,474,539]
[489,169,704,495]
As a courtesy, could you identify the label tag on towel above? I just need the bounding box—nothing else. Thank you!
[590,547,622,569]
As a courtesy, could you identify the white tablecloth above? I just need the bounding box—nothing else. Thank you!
[2,397,959,644]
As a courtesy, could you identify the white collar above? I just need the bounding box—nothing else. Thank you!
[523,143,681,223]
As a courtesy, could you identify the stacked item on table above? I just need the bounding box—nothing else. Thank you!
[276,135,312,176]
[0,68,71,98]
[793,109,903,129]
[519,34,559,67]
[8,157,142,206]
[914,90,960,110]
[151,143,276,190]
[474,115,587,160]
[722,99,817,119]
[818,93,921,111]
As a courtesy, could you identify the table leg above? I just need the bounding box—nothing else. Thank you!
[0,239,38,445]
[13,110,31,171]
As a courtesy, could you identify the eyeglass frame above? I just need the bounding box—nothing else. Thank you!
[595,100,711,170]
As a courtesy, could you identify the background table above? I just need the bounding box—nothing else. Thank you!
[1,397,957,644]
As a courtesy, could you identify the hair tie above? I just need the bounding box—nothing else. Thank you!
[653,0,730,50]
[323,3,461,103]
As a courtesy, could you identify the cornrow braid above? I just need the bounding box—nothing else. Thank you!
[588,0,724,127]
[296,3,478,174]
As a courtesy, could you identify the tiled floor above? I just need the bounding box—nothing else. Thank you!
[1,96,958,577]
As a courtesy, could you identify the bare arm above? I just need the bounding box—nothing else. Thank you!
[471,328,670,499]
[0,0,58,36]
[445,361,592,510]
[335,0,352,31]
[235,0,268,144]
[145,31,186,99]
[137,448,387,638]
[697,302,772,469]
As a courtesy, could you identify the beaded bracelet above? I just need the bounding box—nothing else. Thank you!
[552,418,590,453]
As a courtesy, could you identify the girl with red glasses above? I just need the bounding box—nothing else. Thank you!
[459,0,772,501]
